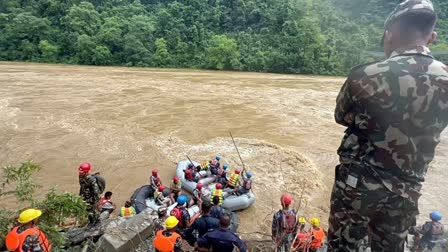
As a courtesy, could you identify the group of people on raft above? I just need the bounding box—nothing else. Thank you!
[3,157,445,252]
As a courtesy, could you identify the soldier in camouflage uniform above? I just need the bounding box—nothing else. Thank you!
[78,162,101,225]
[328,0,448,251]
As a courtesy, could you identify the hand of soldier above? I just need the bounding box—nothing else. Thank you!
[344,113,354,124]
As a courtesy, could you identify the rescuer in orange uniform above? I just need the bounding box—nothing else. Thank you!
[5,208,51,252]
[153,216,183,252]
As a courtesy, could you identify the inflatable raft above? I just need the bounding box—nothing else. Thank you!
[130,185,200,217]
[176,160,256,211]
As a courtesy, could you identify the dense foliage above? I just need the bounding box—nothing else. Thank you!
[0,0,447,75]
[0,162,88,251]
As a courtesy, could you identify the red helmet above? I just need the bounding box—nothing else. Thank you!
[216,183,223,189]
[158,185,166,192]
[152,169,158,176]
[280,193,293,206]
[78,162,91,174]
[196,183,203,190]
[235,169,241,174]
[173,176,180,183]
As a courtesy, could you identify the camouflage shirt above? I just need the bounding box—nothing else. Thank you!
[336,46,448,202]
[79,174,100,205]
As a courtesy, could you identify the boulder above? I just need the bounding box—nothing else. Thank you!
[96,209,156,252]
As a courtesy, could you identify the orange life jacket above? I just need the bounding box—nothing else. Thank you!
[153,230,181,252]
[228,173,239,187]
[310,227,325,249]
[5,226,51,252]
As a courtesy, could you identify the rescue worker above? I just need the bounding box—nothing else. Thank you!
[328,1,448,251]
[170,195,191,231]
[150,169,162,191]
[210,196,224,220]
[209,155,221,176]
[155,185,171,207]
[184,163,198,182]
[196,213,247,252]
[153,216,183,252]
[209,183,223,205]
[120,201,136,217]
[78,162,101,225]
[413,211,444,251]
[308,218,325,252]
[100,201,115,221]
[227,169,241,189]
[99,191,115,211]
[217,164,229,185]
[189,183,203,207]
[293,217,310,251]
[5,208,51,252]
[236,171,252,195]
[272,193,298,252]
[170,176,182,203]
[154,207,168,235]
[183,202,220,246]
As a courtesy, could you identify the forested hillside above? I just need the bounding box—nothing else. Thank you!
[0,0,447,75]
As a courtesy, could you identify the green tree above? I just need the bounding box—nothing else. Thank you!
[64,1,101,36]
[75,34,96,64]
[153,38,170,67]
[92,45,112,65]
[39,40,59,62]
[205,35,241,70]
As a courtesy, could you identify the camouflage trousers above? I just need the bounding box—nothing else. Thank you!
[87,203,100,224]
[327,164,419,252]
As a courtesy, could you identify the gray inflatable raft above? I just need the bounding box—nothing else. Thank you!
[176,160,256,211]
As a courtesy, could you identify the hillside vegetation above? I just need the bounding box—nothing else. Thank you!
[0,0,447,75]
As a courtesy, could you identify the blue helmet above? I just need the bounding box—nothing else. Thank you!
[247,172,253,178]
[223,164,228,170]
[177,195,187,205]
[430,211,442,221]
[216,155,221,161]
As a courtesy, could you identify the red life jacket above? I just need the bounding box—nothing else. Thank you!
[170,208,184,229]
[185,168,194,180]
[281,210,297,234]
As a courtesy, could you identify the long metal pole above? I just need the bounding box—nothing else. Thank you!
[229,132,247,178]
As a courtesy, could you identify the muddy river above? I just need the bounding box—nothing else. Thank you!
[0,62,446,239]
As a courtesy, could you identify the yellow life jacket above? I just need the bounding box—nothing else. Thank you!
[228,173,239,187]
[200,161,209,170]
[210,188,223,205]
[171,181,181,191]
[120,206,135,217]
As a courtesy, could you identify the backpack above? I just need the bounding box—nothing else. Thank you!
[431,222,444,236]
[170,207,184,228]
[93,174,106,194]
[281,211,297,234]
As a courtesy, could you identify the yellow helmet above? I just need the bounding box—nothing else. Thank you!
[310,217,320,227]
[298,217,306,224]
[18,209,42,224]
[165,216,179,229]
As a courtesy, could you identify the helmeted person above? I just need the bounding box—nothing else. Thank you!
[5,208,51,252]
[155,185,171,207]
[150,169,163,191]
[196,213,247,252]
[169,176,182,203]
[209,183,223,205]
[293,217,310,251]
[414,211,444,251]
[189,183,203,207]
[217,164,229,185]
[327,1,448,251]
[120,201,136,217]
[272,193,298,252]
[236,171,253,195]
[209,155,221,176]
[227,169,241,189]
[170,195,191,231]
[154,207,168,235]
[210,196,225,220]
[78,162,101,225]
[184,163,199,182]
[183,202,220,246]
[308,218,325,252]
[153,216,183,252]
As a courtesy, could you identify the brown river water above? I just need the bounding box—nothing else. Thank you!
[0,62,446,239]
